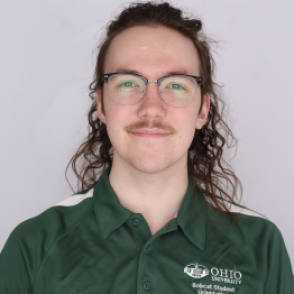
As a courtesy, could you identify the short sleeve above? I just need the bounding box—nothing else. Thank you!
[0,224,34,294]
[264,225,294,293]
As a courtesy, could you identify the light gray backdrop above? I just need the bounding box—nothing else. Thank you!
[1,0,293,265]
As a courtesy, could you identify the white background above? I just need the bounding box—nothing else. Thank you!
[0,0,293,266]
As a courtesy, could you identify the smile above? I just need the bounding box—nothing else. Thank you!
[129,128,171,138]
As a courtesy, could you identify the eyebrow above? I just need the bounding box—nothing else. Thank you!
[113,67,190,76]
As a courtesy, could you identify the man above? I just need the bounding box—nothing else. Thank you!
[0,1,293,293]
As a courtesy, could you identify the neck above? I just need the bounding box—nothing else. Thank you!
[108,154,189,235]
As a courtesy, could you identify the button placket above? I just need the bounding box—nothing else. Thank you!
[137,220,178,293]
[130,215,152,253]
[137,238,159,294]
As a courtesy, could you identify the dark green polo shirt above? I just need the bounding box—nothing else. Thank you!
[0,165,293,293]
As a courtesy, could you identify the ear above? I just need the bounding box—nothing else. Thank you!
[195,92,210,129]
[97,86,106,124]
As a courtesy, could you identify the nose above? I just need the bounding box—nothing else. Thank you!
[136,81,166,120]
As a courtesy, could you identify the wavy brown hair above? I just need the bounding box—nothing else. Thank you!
[66,1,242,220]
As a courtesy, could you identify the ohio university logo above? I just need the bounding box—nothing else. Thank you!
[184,263,210,278]
[184,262,243,285]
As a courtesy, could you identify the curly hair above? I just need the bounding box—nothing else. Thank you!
[66,1,242,220]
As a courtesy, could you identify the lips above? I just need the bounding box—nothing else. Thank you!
[129,128,171,138]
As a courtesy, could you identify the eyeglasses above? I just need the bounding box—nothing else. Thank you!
[103,73,203,107]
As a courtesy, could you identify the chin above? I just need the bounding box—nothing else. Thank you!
[126,155,173,175]
[112,147,183,175]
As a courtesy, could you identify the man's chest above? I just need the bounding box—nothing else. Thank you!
[34,226,262,294]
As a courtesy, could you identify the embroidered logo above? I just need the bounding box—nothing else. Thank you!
[184,263,210,279]
[184,262,243,285]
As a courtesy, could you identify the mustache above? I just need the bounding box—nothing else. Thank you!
[125,120,175,133]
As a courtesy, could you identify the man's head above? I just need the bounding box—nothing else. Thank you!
[97,24,210,174]
[67,1,242,218]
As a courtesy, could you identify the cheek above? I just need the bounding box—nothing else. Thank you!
[104,104,132,142]
[172,105,198,132]
[168,110,198,153]
[177,118,197,145]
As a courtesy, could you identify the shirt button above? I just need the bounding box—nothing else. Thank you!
[144,246,151,255]
[143,281,152,291]
[132,218,141,226]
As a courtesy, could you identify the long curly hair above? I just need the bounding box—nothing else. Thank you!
[66,1,242,220]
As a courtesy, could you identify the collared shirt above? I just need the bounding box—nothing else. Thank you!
[0,166,293,293]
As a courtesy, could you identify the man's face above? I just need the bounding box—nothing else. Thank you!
[97,25,210,174]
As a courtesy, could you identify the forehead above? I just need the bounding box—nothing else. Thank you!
[104,25,201,77]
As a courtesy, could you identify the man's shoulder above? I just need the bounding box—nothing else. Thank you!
[212,200,280,239]
[205,198,293,286]
[207,197,273,229]
[1,188,95,260]
[206,197,286,253]
[206,198,290,270]
[222,199,271,227]
[221,199,277,233]
[0,188,97,291]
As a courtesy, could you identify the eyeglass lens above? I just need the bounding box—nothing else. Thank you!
[107,74,198,106]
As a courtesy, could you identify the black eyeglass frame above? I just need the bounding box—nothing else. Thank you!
[102,72,203,107]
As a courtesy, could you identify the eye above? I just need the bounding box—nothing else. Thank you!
[166,83,186,90]
[118,81,138,87]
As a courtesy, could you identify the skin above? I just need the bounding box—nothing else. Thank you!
[97,25,210,235]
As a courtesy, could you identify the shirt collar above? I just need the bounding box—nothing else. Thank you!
[93,165,206,250]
